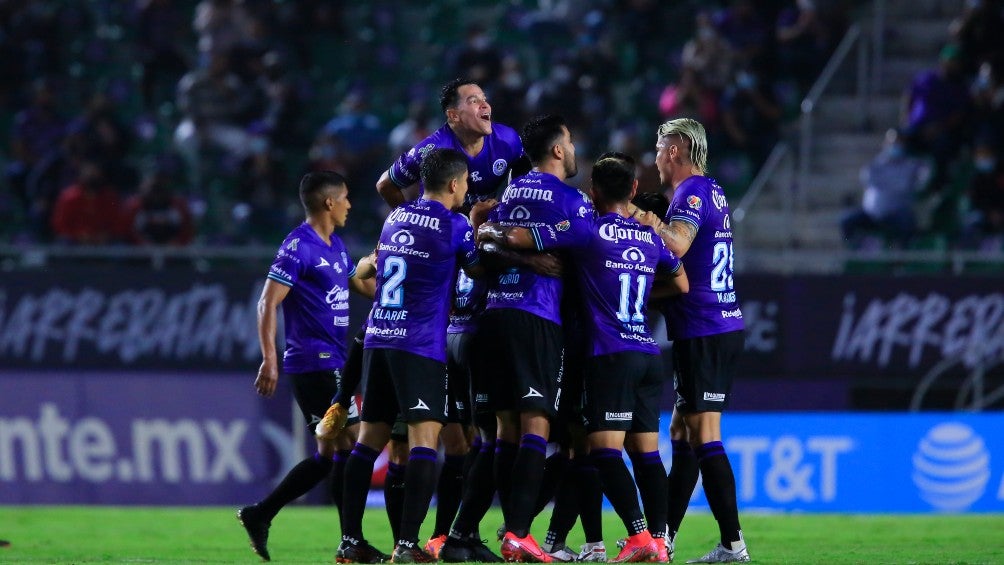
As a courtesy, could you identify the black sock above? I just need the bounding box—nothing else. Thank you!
[506,433,547,537]
[433,454,465,536]
[629,450,667,539]
[493,440,518,523]
[398,446,439,545]
[533,451,569,517]
[591,448,645,536]
[385,461,406,542]
[451,439,496,538]
[330,449,351,509]
[696,441,742,548]
[666,439,699,541]
[544,463,579,549]
[258,451,333,519]
[341,443,380,539]
[463,437,481,479]
[575,456,604,543]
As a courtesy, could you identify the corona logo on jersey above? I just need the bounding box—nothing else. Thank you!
[912,422,991,512]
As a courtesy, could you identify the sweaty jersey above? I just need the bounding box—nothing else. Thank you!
[661,175,744,340]
[364,198,479,362]
[571,212,681,356]
[387,123,524,206]
[485,170,594,325]
[266,222,356,374]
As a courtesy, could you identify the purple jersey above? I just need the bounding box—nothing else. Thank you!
[571,213,681,356]
[365,199,479,362]
[388,123,524,206]
[661,175,744,339]
[485,170,594,325]
[447,270,487,334]
[266,223,356,373]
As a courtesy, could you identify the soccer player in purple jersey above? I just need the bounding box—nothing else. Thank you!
[475,114,593,563]
[478,153,689,563]
[237,171,376,563]
[634,118,751,563]
[376,78,526,209]
[337,149,487,564]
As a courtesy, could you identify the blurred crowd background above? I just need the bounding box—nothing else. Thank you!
[1,0,1001,260]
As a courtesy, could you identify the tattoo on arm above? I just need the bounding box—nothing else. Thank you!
[659,220,697,255]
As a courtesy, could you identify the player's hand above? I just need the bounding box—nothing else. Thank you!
[254,360,279,398]
[477,222,505,243]
[315,402,348,440]
[635,210,663,231]
[469,199,497,228]
[526,252,563,278]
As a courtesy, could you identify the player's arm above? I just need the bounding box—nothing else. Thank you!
[376,169,409,208]
[349,250,377,299]
[634,210,697,257]
[478,242,563,278]
[256,279,291,398]
[476,222,537,250]
[650,262,689,299]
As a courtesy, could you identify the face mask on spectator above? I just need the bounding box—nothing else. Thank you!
[974,157,996,173]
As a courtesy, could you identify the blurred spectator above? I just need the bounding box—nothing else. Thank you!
[451,23,503,88]
[720,66,782,167]
[714,0,771,69]
[387,99,435,158]
[681,11,736,93]
[900,44,971,179]
[68,92,136,189]
[135,0,188,111]
[310,90,385,187]
[122,171,195,246]
[776,0,830,91]
[254,50,304,146]
[489,54,529,127]
[192,0,254,61]
[949,0,1004,77]
[659,67,720,129]
[50,161,123,245]
[7,79,65,207]
[971,54,1004,154]
[173,51,266,189]
[22,129,90,241]
[962,137,1004,242]
[841,129,933,249]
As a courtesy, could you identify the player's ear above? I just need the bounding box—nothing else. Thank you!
[552,142,563,161]
[629,179,639,200]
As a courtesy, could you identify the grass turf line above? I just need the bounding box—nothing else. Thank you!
[1,506,1002,564]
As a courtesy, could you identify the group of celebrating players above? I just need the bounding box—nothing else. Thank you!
[236,78,751,564]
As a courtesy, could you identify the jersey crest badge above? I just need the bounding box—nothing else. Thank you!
[687,195,702,210]
[555,220,570,232]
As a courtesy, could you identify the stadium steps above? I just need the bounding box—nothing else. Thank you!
[738,1,956,268]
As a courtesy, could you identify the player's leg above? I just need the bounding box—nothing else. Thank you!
[333,329,366,509]
[625,353,670,561]
[337,349,396,563]
[238,370,341,561]
[389,350,450,562]
[584,353,656,563]
[385,433,409,543]
[678,331,749,563]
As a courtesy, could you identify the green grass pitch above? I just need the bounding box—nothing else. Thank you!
[1,505,1002,564]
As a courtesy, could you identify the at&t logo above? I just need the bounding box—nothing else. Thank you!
[912,422,990,511]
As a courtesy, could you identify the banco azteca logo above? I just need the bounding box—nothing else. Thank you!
[912,422,990,511]
[622,246,646,263]
[391,229,415,246]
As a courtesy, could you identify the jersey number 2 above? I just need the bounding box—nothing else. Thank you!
[379,256,407,307]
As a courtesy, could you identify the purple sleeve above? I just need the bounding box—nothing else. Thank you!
[656,239,682,274]
[388,142,433,188]
[666,184,707,232]
[454,215,479,267]
[266,245,303,287]
[529,199,594,251]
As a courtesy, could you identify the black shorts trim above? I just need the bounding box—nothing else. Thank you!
[477,309,563,417]
[290,370,360,429]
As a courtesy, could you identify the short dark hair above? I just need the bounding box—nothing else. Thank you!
[591,151,636,202]
[631,191,670,220]
[421,148,468,193]
[440,78,479,112]
[521,114,567,164]
[299,170,347,213]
